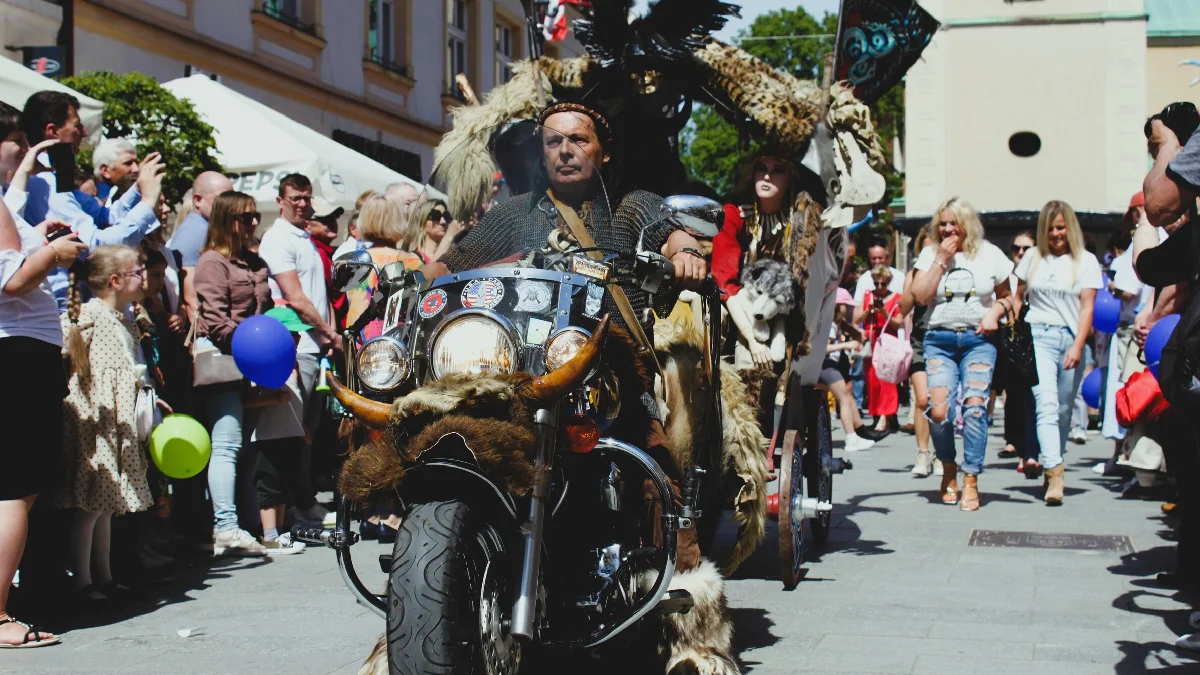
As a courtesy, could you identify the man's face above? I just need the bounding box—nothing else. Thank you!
[542,112,608,199]
[101,150,139,185]
[387,183,419,218]
[867,245,888,268]
[52,107,85,153]
[193,175,234,219]
[0,131,27,175]
[278,185,314,226]
[306,217,337,244]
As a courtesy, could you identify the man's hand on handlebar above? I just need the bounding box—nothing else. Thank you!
[665,230,708,291]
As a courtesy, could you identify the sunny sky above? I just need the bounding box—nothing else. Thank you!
[629,0,842,42]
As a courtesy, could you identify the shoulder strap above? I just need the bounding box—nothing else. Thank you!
[546,190,661,375]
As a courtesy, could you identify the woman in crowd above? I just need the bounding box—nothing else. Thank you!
[854,265,902,437]
[58,245,171,607]
[415,199,466,263]
[911,198,1014,511]
[0,159,85,646]
[997,231,1042,477]
[1013,200,1102,505]
[820,288,875,452]
[194,191,272,556]
[343,194,422,541]
[894,225,935,477]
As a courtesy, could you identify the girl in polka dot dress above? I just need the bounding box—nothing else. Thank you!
[55,245,171,605]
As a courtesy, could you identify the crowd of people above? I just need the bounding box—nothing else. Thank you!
[0,89,472,648]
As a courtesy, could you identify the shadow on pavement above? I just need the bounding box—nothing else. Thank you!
[730,607,780,672]
[1114,640,1200,673]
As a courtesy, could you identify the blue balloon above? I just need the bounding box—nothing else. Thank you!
[1081,368,1102,409]
[1145,314,1181,375]
[231,314,297,388]
[1093,287,1121,334]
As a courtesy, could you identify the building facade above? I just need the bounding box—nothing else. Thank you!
[1,0,585,181]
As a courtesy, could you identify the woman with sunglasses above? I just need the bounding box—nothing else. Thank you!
[911,198,1015,511]
[194,191,273,556]
[995,232,1042,476]
[415,198,466,263]
[853,265,902,439]
[1012,201,1103,505]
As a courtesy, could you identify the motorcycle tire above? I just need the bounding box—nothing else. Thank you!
[386,500,515,675]
[804,395,833,546]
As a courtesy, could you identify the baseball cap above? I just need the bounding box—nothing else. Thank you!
[311,195,345,221]
[1128,192,1145,209]
[265,306,313,333]
[836,287,854,306]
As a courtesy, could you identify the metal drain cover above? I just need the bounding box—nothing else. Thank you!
[969,530,1133,553]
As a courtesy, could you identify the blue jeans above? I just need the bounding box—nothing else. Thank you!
[203,389,245,533]
[850,357,866,409]
[924,329,997,475]
[1030,324,1086,470]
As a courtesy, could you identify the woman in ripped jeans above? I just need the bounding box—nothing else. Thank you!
[910,198,1015,511]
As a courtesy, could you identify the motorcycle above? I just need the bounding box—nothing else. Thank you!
[297,124,729,674]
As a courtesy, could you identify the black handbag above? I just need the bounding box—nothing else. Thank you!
[1000,301,1039,387]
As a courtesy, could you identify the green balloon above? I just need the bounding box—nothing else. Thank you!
[149,414,212,479]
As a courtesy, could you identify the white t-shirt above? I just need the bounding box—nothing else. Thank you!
[1014,250,1104,330]
[853,265,904,305]
[914,241,1014,331]
[0,195,66,347]
[259,219,329,355]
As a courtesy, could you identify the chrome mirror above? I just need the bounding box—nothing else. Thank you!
[333,249,375,292]
[662,195,723,238]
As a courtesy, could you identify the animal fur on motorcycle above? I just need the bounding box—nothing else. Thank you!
[717,364,769,576]
[661,559,739,675]
[783,191,826,360]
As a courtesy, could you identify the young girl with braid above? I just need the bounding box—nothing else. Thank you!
[56,245,171,607]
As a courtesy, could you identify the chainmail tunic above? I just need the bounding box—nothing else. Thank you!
[440,189,676,326]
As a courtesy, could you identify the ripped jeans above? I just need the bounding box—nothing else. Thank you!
[923,329,997,475]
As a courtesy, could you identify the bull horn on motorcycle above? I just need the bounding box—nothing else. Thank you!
[328,372,392,429]
[518,315,609,406]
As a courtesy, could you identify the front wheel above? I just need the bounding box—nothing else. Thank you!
[387,500,519,675]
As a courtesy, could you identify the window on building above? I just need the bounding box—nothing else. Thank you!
[495,23,514,84]
[369,0,395,64]
[262,0,316,34]
[333,129,422,181]
[446,0,469,97]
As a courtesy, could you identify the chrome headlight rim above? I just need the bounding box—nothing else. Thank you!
[356,334,410,392]
[425,308,522,381]
[542,326,592,373]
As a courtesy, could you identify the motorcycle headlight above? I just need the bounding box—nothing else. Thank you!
[357,337,409,391]
[429,312,519,380]
[544,328,590,372]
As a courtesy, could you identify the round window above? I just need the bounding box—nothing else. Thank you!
[1009,132,1041,158]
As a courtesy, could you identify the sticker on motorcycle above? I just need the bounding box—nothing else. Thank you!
[526,317,553,345]
[418,289,447,318]
[382,290,404,334]
[514,280,553,313]
[462,278,505,309]
[584,282,605,318]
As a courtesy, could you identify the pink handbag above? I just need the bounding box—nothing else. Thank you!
[871,305,913,385]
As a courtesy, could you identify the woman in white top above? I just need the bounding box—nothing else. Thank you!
[911,198,1015,511]
[1012,201,1102,505]
[0,104,87,648]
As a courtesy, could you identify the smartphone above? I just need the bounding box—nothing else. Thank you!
[46,227,75,242]
[47,144,75,193]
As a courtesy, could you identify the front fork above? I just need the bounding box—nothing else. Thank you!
[511,407,559,640]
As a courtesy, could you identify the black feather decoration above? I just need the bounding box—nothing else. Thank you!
[576,0,740,70]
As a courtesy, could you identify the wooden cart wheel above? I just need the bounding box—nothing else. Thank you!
[778,429,805,590]
[805,394,833,545]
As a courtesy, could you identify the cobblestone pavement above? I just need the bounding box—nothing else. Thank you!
[6,407,1198,674]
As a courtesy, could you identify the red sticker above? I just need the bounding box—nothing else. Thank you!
[419,289,447,318]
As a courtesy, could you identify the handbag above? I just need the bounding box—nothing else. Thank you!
[134,384,162,443]
[1116,369,1172,427]
[871,304,912,385]
[1000,300,1039,387]
[188,307,242,387]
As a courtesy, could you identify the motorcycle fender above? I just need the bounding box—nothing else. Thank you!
[402,436,521,524]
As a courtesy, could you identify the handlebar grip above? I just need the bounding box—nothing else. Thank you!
[661,258,675,280]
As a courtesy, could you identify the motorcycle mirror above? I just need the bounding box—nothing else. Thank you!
[333,250,376,292]
[662,195,724,239]
[379,261,410,285]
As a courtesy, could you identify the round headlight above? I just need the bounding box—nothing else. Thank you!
[544,328,590,373]
[357,337,409,391]
[429,314,519,380]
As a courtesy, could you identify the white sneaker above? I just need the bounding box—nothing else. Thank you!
[1068,428,1088,444]
[1175,632,1200,652]
[213,528,267,557]
[262,533,306,556]
[934,460,944,476]
[911,451,933,477]
[844,434,875,452]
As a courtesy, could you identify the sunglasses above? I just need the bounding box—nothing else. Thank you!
[1011,244,1030,254]
[429,210,452,224]
[234,212,261,225]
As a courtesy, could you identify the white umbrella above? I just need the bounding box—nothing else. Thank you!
[0,56,104,146]
[162,75,430,213]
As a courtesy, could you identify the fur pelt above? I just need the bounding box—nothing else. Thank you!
[783,191,825,360]
[407,419,539,497]
[358,636,387,675]
[661,559,740,675]
[718,364,768,577]
[337,427,404,504]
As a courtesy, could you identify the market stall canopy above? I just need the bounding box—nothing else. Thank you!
[162,75,431,212]
[0,56,104,147]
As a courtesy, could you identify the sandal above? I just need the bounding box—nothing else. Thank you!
[961,474,980,512]
[0,617,60,649]
[999,445,1018,459]
[940,462,959,505]
[1024,459,1042,480]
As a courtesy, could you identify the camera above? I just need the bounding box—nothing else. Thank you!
[1145,102,1200,146]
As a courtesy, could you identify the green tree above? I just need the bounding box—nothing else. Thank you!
[681,8,903,205]
[62,71,221,206]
